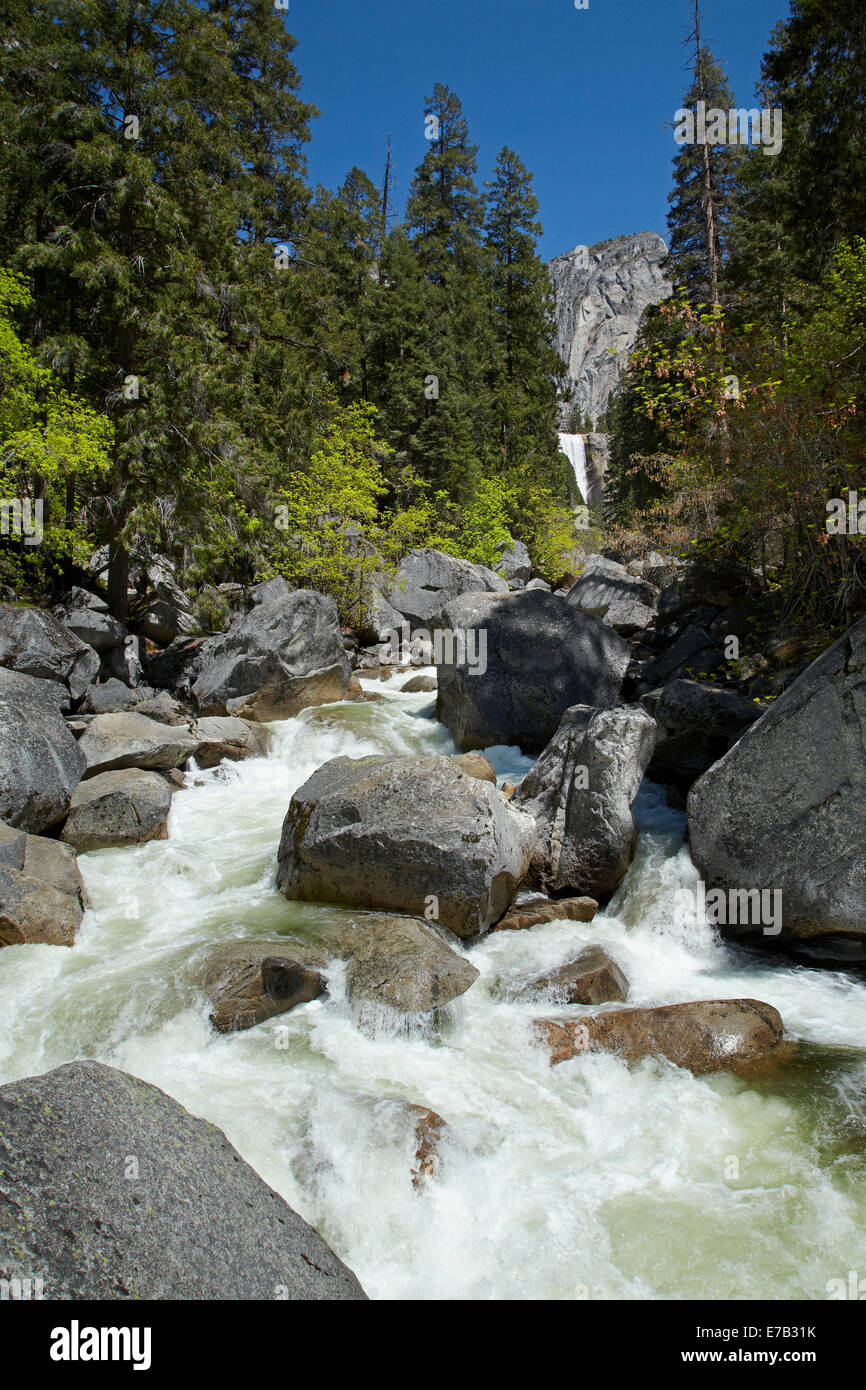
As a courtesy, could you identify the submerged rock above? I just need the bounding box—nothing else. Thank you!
[688,617,866,944]
[0,1061,367,1298]
[343,915,479,1012]
[534,999,789,1077]
[492,896,599,932]
[436,590,630,754]
[277,754,536,939]
[193,588,352,721]
[204,941,328,1033]
[514,703,656,899]
[0,669,86,832]
[520,947,629,1005]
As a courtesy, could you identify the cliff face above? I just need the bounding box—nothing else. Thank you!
[549,232,672,429]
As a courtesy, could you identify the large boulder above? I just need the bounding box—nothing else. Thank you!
[342,915,479,1012]
[643,679,762,789]
[496,539,532,585]
[513,704,656,898]
[59,607,127,653]
[60,769,172,851]
[688,618,866,944]
[436,591,630,754]
[136,559,198,645]
[77,711,199,778]
[0,822,88,947]
[80,678,143,715]
[0,669,86,832]
[192,716,270,769]
[520,946,629,1005]
[276,754,537,939]
[566,555,658,637]
[533,999,789,1078]
[0,603,99,699]
[193,588,352,722]
[381,548,508,631]
[0,1061,366,1299]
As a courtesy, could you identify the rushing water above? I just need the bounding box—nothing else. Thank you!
[1,675,865,1300]
[558,432,589,506]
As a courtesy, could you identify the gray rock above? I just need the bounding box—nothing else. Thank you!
[566,555,658,637]
[0,603,99,699]
[688,618,866,944]
[67,585,109,613]
[525,577,552,593]
[80,678,142,715]
[0,1061,367,1299]
[250,576,291,606]
[0,669,86,832]
[382,548,507,629]
[78,711,200,778]
[193,589,352,722]
[436,590,630,754]
[143,635,208,698]
[203,941,328,1033]
[60,769,172,851]
[343,916,479,1013]
[0,823,88,947]
[497,539,532,584]
[60,607,127,652]
[130,690,187,725]
[276,754,537,939]
[101,634,144,688]
[650,625,726,682]
[514,703,656,898]
[192,716,270,769]
[643,679,762,788]
[137,559,197,645]
[520,946,629,1005]
[549,232,672,428]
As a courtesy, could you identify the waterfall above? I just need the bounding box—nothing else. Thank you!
[558,432,589,505]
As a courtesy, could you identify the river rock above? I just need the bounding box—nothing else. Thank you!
[407,1104,447,1189]
[520,946,628,1005]
[514,703,656,898]
[381,548,508,630]
[204,941,328,1033]
[0,603,99,699]
[401,674,437,693]
[193,588,352,721]
[566,555,658,637]
[688,617,866,944]
[276,754,537,939]
[343,915,479,1011]
[492,895,599,931]
[60,769,172,851]
[436,590,630,754]
[0,822,88,947]
[0,1061,367,1299]
[59,606,126,653]
[78,711,200,777]
[192,716,270,769]
[0,668,86,832]
[451,752,497,784]
[534,999,788,1077]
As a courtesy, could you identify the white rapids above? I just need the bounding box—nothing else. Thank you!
[1,674,865,1300]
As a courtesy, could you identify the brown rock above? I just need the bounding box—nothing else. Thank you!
[451,752,497,784]
[402,675,438,694]
[500,781,516,801]
[407,1104,447,1190]
[493,895,598,932]
[534,998,789,1077]
[204,941,328,1034]
[0,824,89,948]
[521,946,628,1005]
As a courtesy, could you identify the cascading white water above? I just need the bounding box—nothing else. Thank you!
[1,675,865,1300]
[558,431,589,505]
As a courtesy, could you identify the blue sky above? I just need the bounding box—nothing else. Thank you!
[284,0,791,261]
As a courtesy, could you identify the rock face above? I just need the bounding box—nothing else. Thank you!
[520,946,629,1005]
[380,548,507,630]
[0,822,88,947]
[534,999,788,1077]
[193,588,352,721]
[436,591,630,754]
[60,770,172,851]
[549,232,672,428]
[0,603,99,699]
[276,754,537,939]
[0,669,86,832]
[0,1061,366,1299]
[78,712,199,777]
[514,704,656,898]
[688,618,866,944]
[204,941,328,1033]
[566,555,658,637]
